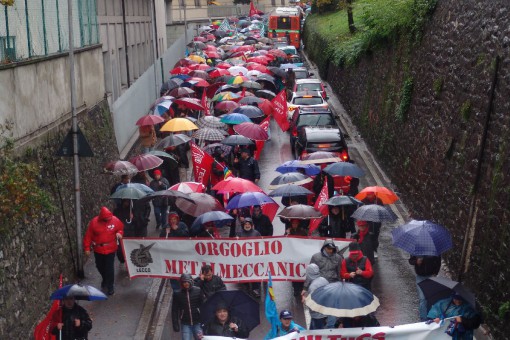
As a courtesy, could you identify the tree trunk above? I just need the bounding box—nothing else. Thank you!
[347,0,356,33]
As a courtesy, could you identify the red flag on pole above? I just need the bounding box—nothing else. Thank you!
[270,90,289,132]
[191,142,214,186]
[254,116,270,160]
[34,274,63,340]
[309,181,329,234]
[201,89,210,116]
[249,1,258,17]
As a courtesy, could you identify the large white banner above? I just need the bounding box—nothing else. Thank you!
[122,236,351,282]
[201,319,453,340]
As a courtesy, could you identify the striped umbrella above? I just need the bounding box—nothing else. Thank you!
[192,128,228,142]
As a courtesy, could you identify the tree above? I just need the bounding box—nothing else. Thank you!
[345,0,356,33]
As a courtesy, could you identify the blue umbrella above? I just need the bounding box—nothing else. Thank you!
[268,184,313,197]
[276,160,321,176]
[325,195,363,207]
[116,183,154,194]
[268,172,313,190]
[351,204,397,222]
[391,220,452,256]
[170,74,191,81]
[154,100,173,116]
[226,192,276,209]
[190,211,234,235]
[323,162,365,177]
[230,105,265,119]
[50,283,107,301]
[220,113,252,125]
[110,187,147,200]
[305,281,380,317]
[200,290,260,332]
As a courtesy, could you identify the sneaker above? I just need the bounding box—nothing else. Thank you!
[252,289,260,298]
[374,251,378,259]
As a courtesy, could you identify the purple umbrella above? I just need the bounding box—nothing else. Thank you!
[225,192,276,209]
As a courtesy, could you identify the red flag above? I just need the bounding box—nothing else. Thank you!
[309,181,330,234]
[249,1,258,17]
[201,89,210,116]
[191,142,214,186]
[254,117,270,160]
[34,274,63,340]
[270,90,289,132]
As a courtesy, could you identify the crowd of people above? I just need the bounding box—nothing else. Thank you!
[50,9,481,340]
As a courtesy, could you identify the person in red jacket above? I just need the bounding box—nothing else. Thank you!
[340,242,373,291]
[84,207,124,295]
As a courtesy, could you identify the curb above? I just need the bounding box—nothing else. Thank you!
[133,278,163,339]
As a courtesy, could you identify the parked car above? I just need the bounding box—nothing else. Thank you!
[294,126,350,162]
[293,67,313,80]
[294,78,327,99]
[287,91,328,119]
[286,54,304,67]
[289,107,337,154]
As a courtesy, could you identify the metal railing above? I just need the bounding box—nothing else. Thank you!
[207,4,268,18]
[0,0,99,64]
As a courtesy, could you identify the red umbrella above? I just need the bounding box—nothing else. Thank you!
[169,87,195,97]
[169,182,206,193]
[175,192,223,217]
[204,33,215,41]
[186,78,210,87]
[193,36,207,42]
[212,177,264,194]
[190,64,211,71]
[233,122,269,141]
[204,45,218,52]
[129,154,163,171]
[247,56,269,65]
[103,160,138,175]
[135,114,165,126]
[215,100,239,112]
[170,66,191,75]
[236,45,255,53]
[174,98,205,111]
[209,69,231,78]
[206,51,221,59]
[216,62,233,69]
[174,58,198,68]
[206,82,226,98]
[247,63,269,73]
[268,49,287,58]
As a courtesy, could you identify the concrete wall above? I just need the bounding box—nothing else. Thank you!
[0,45,105,147]
[112,25,195,155]
[304,0,510,337]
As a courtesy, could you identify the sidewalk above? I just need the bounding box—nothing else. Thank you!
[79,220,161,340]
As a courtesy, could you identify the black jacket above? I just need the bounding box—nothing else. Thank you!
[352,231,376,264]
[252,213,273,236]
[51,304,92,340]
[172,286,204,330]
[159,222,189,238]
[193,275,226,299]
[409,256,441,277]
[318,211,356,238]
[149,177,170,206]
[203,316,249,338]
[234,156,260,181]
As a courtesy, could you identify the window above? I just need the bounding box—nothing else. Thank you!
[0,36,16,61]
[276,17,292,30]
[293,97,323,105]
[297,83,321,91]
[297,114,335,127]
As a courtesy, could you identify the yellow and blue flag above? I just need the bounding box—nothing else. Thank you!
[264,273,279,339]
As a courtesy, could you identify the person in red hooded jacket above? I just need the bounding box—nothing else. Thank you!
[84,207,124,295]
[340,242,374,291]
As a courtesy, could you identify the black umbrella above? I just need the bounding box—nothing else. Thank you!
[221,135,254,146]
[268,172,313,190]
[200,290,260,332]
[269,184,313,197]
[351,205,397,222]
[323,162,365,177]
[325,196,363,206]
[139,190,195,204]
[278,204,322,220]
[418,277,476,308]
[267,66,286,78]
[238,96,264,105]
[255,89,276,99]
[155,134,191,149]
[230,105,265,118]
[240,81,262,90]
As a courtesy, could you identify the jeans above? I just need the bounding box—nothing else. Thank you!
[416,274,430,321]
[154,205,168,227]
[181,323,202,340]
[310,317,326,330]
[94,252,115,291]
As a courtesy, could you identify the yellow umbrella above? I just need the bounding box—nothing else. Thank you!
[188,55,206,63]
[160,118,199,132]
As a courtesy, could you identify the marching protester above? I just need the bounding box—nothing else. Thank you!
[113,199,135,264]
[172,274,205,340]
[138,124,156,153]
[285,219,308,236]
[409,255,441,321]
[160,211,189,238]
[335,314,380,328]
[307,239,343,285]
[252,205,274,236]
[427,294,481,339]
[340,242,374,291]
[233,148,260,183]
[149,169,170,229]
[265,310,305,339]
[236,218,262,297]
[301,264,328,330]
[319,205,356,238]
[110,174,130,208]
[51,296,93,340]
[352,220,376,264]
[83,207,124,296]
[360,191,383,257]
[194,265,226,300]
[201,302,250,338]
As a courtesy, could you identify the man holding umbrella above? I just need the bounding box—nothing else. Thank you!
[51,296,92,340]
[233,148,260,183]
[201,302,250,338]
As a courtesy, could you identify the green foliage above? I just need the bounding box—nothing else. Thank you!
[304,0,438,67]
[499,301,510,320]
[316,0,340,13]
[460,100,472,121]
[433,77,443,98]
[396,77,414,122]
[0,121,55,234]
